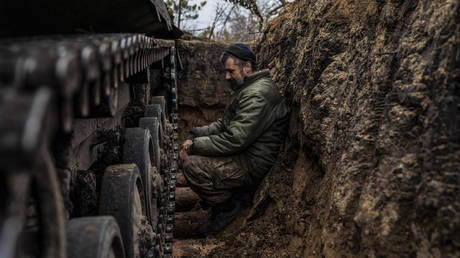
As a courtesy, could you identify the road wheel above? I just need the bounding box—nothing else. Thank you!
[144,104,165,133]
[150,96,165,114]
[138,117,161,169]
[0,150,66,258]
[99,164,147,258]
[122,128,154,222]
[67,216,125,258]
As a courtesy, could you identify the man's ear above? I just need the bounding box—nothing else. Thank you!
[244,61,253,74]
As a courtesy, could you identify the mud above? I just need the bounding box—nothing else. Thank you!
[173,238,224,257]
[70,170,98,217]
[139,216,154,257]
[69,128,123,218]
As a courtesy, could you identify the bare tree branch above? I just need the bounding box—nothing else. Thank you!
[219,5,237,37]
[267,4,284,16]
[208,3,234,39]
[223,0,264,30]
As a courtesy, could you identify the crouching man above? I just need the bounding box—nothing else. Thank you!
[178,43,290,235]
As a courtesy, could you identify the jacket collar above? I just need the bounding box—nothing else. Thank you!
[232,69,270,92]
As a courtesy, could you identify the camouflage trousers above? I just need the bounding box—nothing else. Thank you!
[182,155,254,206]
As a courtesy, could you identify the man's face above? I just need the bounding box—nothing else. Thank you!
[224,57,246,88]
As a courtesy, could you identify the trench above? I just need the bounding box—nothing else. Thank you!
[0,0,456,255]
[172,2,459,253]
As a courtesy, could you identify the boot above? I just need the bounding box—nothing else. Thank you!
[198,198,246,236]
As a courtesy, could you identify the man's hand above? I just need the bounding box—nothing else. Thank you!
[178,149,188,166]
[178,139,193,167]
[182,139,193,150]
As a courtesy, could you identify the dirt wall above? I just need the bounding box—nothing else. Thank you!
[176,40,231,142]
[211,0,459,257]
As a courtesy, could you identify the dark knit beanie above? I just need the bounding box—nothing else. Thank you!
[225,43,257,65]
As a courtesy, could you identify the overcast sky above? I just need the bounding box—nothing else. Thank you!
[184,0,249,31]
[183,0,285,32]
[194,0,215,27]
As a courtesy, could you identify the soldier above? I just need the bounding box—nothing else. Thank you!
[178,43,290,235]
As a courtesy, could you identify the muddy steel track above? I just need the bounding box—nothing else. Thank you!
[0,33,180,258]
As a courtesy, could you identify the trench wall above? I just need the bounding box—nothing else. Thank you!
[175,6,459,254]
[254,0,459,257]
[176,40,231,142]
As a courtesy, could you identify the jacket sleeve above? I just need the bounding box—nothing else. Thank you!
[190,91,271,156]
[207,118,225,135]
[186,118,225,140]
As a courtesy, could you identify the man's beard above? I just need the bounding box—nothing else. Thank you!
[229,69,246,90]
[229,77,244,88]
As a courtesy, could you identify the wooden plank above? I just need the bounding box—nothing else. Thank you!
[175,187,200,212]
[176,172,188,187]
[174,210,210,238]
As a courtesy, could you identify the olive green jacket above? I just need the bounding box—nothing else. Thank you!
[189,69,290,179]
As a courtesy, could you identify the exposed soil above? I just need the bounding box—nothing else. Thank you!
[175,0,459,256]
[173,238,224,257]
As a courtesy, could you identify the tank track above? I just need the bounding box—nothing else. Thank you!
[0,33,179,257]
